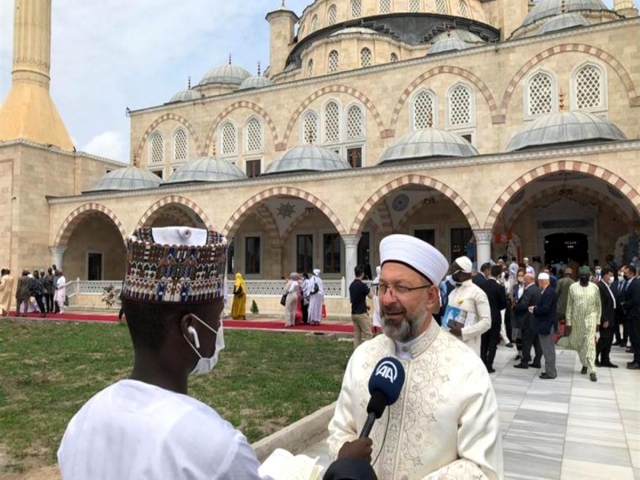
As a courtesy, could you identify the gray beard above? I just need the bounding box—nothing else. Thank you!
[382,309,428,343]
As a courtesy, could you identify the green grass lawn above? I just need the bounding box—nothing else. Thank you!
[0,319,352,473]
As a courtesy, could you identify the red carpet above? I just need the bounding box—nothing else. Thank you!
[3,312,354,333]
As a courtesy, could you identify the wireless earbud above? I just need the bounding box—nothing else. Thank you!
[187,326,200,349]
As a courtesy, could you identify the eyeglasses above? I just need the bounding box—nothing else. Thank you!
[378,282,432,298]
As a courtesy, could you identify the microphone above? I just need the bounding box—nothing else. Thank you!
[359,357,406,439]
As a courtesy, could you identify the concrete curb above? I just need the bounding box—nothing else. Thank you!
[252,402,336,462]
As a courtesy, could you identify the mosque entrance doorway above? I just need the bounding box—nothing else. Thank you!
[544,233,589,266]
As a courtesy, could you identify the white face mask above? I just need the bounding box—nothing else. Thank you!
[184,314,225,376]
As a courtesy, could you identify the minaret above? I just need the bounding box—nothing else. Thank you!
[614,0,638,18]
[0,0,73,150]
[266,1,299,78]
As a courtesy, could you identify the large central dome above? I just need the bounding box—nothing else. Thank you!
[522,0,610,26]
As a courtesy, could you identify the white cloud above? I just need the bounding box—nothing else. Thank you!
[82,131,126,161]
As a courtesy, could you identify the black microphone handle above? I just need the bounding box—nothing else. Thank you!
[359,411,378,439]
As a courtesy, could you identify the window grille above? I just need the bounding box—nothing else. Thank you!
[328,50,339,72]
[575,64,604,110]
[327,5,337,25]
[458,0,469,16]
[409,0,421,12]
[173,129,187,161]
[528,72,554,116]
[413,91,435,129]
[246,118,263,152]
[150,133,164,163]
[449,85,472,126]
[324,102,340,143]
[346,105,364,139]
[390,53,398,62]
[311,15,319,32]
[351,0,361,17]
[303,112,319,144]
[308,59,314,77]
[360,48,372,67]
[221,122,236,155]
[380,0,391,14]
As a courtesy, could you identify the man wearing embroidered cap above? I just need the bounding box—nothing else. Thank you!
[58,227,273,479]
[329,234,503,479]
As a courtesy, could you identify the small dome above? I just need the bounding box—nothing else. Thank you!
[379,129,479,164]
[168,89,202,103]
[431,29,485,45]
[262,145,351,176]
[429,36,471,55]
[538,12,590,34]
[523,0,609,27]
[506,111,627,152]
[199,64,251,87]
[239,75,274,90]
[166,157,247,185]
[331,27,381,37]
[86,167,162,193]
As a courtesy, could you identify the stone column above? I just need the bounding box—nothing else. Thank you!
[474,230,493,268]
[49,246,67,270]
[342,234,361,297]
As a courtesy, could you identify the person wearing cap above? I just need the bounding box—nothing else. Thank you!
[446,256,492,357]
[558,266,602,382]
[54,269,67,314]
[328,234,502,480]
[529,273,558,379]
[308,268,325,325]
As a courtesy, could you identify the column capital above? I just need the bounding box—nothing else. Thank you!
[49,246,68,256]
[474,229,493,244]
[341,234,361,248]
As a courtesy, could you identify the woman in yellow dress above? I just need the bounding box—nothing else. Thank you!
[231,273,247,320]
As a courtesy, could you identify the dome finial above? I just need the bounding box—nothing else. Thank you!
[228,54,232,65]
[427,113,434,129]
[561,0,566,14]
[258,62,261,76]
[445,24,452,37]
[282,0,285,6]
[133,153,138,167]
[188,76,191,89]
[559,89,566,111]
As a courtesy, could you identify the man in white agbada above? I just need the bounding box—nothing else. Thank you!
[328,235,503,480]
[54,270,66,314]
[308,268,325,325]
[446,256,492,356]
[59,227,370,479]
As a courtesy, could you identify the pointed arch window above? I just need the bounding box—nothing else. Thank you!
[458,0,469,16]
[360,48,372,68]
[220,122,237,155]
[409,0,421,12]
[436,0,447,14]
[526,71,556,117]
[412,90,437,130]
[307,59,314,77]
[390,52,398,63]
[311,14,319,32]
[346,105,364,140]
[574,63,606,111]
[302,111,319,144]
[328,50,340,73]
[351,0,362,17]
[173,128,188,161]
[380,0,391,14]
[447,84,474,127]
[149,132,164,164]
[324,101,341,144]
[245,118,263,153]
[327,4,337,25]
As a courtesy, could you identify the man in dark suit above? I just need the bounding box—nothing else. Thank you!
[596,268,618,368]
[531,273,558,379]
[613,266,628,347]
[622,265,640,370]
[472,263,491,288]
[514,273,542,369]
[480,265,508,373]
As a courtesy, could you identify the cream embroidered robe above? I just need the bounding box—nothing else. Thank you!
[328,320,503,480]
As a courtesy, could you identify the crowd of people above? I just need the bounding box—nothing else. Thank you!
[281,269,325,326]
[0,266,67,317]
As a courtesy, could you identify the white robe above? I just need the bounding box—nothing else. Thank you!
[58,380,271,480]
[372,277,381,329]
[447,280,492,356]
[328,320,503,480]
[308,275,324,323]
[55,276,66,304]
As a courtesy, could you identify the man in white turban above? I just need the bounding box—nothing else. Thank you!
[308,268,324,325]
[328,234,503,480]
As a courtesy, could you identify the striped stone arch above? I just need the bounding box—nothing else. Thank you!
[377,201,394,234]
[351,175,481,235]
[223,187,347,238]
[136,196,215,231]
[134,113,202,161]
[54,203,127,247]
[503,184,634,232]
[280,208,319,242]
[203,101,279,155]
[498,43,640,120]
[485,161,640,231]
[389,66,500,130]
[254,204,282,248]
[280,85,389,150]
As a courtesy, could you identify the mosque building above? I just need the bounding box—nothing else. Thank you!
[1,0,639,312]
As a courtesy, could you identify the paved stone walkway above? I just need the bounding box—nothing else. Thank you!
[304,345,640,479]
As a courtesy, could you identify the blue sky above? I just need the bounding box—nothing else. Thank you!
[0,0,620,162]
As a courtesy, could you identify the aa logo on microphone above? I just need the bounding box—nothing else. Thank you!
[375,360,398,383]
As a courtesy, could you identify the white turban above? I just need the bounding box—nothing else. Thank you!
[380,234,449,285]
[538,273,550,281]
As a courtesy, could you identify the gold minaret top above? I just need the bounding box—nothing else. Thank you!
[0,0,73,150]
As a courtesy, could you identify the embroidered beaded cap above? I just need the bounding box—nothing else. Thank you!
[121,227,228,304]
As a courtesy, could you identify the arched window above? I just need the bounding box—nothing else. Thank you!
[409,0,421,12]
[324,101,341,144]
[220,122,237,155]
[307,59,314,77]
[311,14,319,32]
[328,50,339,73]
[447,84,474,127]
[527,71,555,117]
[173,128,188,161]
[574,63,605,111]
[412,90,436,130]
[346,105,364,140]
[360,48,372,67]
[245,118,263,153]
[327,4,337,25]
[302,112,319,144]
[436,0,447,14]
[380,0,391,14]
[390,52,398,63]
[149,132,164,164]
[351,0,362,17]
[458,0,469,16]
